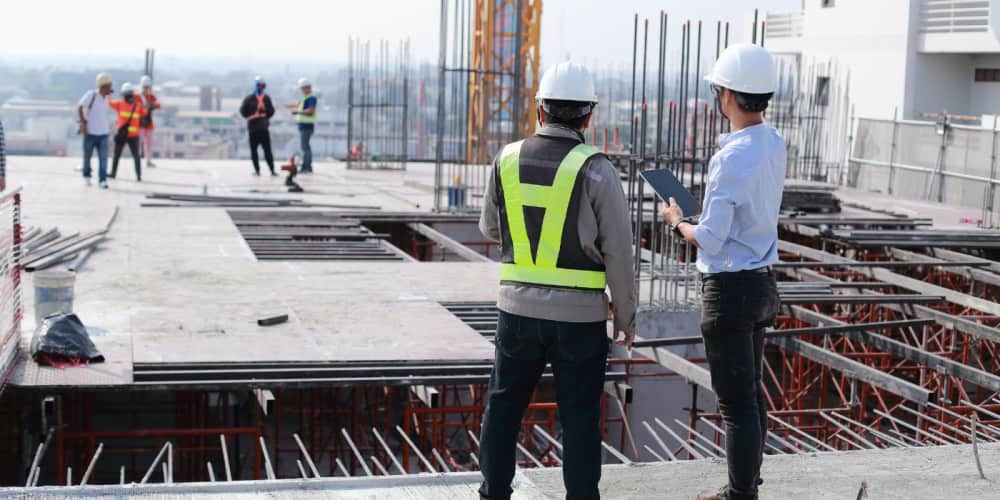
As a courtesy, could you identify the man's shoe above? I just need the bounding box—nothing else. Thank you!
[107,174,116,179]
[696,486,729,500]
[84,177,92,187]
[269,171,278,177]
[147,161,156,167]
[99,181,108,189]
[253,171,261,177]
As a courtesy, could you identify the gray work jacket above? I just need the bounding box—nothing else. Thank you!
[479,124,636,333]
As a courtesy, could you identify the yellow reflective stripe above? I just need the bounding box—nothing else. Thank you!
[498,141,604,290]
[500,264,606,289]
[519,184,551,207]
[535,144,596,268]
[119,111,136,118]
[499,141,530,265]
[296,95,317,124]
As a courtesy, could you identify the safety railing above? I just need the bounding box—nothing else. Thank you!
[920,0,991,33]
[846,115,1000,227]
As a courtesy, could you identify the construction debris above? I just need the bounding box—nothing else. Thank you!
[256,314,289,327]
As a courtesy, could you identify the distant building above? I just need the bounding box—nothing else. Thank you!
[157,111,242,159]
[0,99,76,156]
[766,0,1000,123]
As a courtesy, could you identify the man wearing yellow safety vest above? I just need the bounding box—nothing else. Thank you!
[289,78,317,173]
[477,61,636,500]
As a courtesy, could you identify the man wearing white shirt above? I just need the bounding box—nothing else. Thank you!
[77,72,114,188]
[661,44,785,500]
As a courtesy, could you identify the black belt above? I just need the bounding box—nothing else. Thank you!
[701,266,772,278]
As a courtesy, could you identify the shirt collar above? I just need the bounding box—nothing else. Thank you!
[719,122,768,148]
[535,123,585,143]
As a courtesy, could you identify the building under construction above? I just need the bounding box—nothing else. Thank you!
[0,2,999,499]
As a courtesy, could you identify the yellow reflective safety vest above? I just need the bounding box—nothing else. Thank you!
[296,94,317,125]
[498,140,607,290]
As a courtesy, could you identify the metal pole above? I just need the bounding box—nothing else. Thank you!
[887,107,899,194]
[984,115,999,227]
[293,433,322,478]
[139,442,171,484]
[220,435,233,481]
[341,428,373,476]
[395,425,437,472]
[259,436,276,480]
[371,427,407,475]
[434,0,449,211]
[347,76,354,169]
[79,442,103,485]
[402,78,409,170]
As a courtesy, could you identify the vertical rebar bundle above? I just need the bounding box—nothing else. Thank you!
[624,11,852,310]
[433,0,541,212]
[347,38,411,170]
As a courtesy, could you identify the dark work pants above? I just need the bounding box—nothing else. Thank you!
[700,269,780,500]
[479,311,608,500]
[248,129,275,174]
[111,135,140,180]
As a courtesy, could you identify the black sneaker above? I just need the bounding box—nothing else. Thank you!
[253,171,261,177]
[269,171,278,177]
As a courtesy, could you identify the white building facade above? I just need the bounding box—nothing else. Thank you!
[767,0,1000,123]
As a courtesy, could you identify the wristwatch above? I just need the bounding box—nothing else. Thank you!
[671,216,697,237]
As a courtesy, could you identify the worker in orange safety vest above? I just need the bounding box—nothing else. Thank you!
[108,82,146,182]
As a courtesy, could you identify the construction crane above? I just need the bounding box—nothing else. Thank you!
[465,0,541,164]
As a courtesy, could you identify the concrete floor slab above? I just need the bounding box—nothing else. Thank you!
[8,157,500,388]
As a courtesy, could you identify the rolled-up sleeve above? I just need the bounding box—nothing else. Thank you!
[478,157,501,241]
[694,155,746,256]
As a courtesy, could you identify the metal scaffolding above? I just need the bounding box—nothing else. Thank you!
[347,38,410,170]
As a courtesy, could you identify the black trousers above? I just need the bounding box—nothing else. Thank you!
[248,129,275,173]
[111,135,141,180]
[700,269,780,500]
[478,311,608,500]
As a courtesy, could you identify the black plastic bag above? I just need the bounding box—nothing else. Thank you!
[30,313,104,365]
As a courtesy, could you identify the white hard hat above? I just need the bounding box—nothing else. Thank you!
[297,77,311,88]
[140,75,152,87]
[96,72,113,87]
[704,43,777,94]
[121,82,135,94]
[535,61,598,103]
[254,75,265,85]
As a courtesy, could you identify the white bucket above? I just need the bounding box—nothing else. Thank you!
[33,270,76,321]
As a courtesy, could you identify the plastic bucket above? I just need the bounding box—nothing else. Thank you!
[33,270,76,321]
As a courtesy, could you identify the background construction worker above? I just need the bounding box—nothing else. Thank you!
[661,44,785,500]
[239,76,276,176]
[477,61,635,500]
[108,82,146,183]
[288,78,317,174]
[77,72,114,187]
[138,75,160,168]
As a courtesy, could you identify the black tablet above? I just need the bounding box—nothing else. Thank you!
[639,168,698,216]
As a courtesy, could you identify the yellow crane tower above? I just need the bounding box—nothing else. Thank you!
[466,0,542,164]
